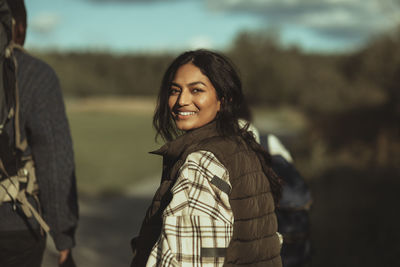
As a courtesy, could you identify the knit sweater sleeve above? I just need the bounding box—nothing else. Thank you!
[22,53,79,250]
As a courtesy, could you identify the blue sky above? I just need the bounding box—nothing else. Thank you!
[25,0,400,54]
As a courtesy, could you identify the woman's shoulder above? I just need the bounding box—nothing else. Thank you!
[185,150,226,169]
[183,150,228,178]
[180,134,250,172]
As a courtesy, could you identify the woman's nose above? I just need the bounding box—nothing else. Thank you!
[178,89,191,106]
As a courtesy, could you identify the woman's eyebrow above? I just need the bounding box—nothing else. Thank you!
[171,81,206,87]
[188,81,206,87]
[170,82,182,88]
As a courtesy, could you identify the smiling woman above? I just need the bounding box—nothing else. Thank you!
[131,50,283,267]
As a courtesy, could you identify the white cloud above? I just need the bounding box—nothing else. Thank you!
[30,12,61,34]
[206,0,400,41]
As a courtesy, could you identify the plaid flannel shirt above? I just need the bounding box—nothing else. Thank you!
[146,150,233,267]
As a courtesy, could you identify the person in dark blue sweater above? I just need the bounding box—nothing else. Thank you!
[0,1,78,266]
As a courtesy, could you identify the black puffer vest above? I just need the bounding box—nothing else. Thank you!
[131,122,282,267]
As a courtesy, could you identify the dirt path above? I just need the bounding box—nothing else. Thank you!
[42,176,160,267]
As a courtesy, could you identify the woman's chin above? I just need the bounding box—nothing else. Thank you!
[175,122,195,131]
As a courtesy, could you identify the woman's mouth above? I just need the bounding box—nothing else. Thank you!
[175,111,197,119]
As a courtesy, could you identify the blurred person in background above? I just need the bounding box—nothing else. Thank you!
[260,134,312,267]
[130,49,283,267]
[240,120,312,267]
[0,0,78,266]
[247,124,312,267]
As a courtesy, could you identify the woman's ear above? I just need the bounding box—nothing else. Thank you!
[217,97,222,111]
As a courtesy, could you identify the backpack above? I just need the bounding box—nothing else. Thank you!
[0,0,49,232]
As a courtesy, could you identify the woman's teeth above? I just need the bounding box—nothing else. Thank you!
[179,111,196,116]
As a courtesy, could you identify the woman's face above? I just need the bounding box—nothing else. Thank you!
[168,63,221,131]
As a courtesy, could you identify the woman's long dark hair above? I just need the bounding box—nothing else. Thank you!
[153,49,282,203]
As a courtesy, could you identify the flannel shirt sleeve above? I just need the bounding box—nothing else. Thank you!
[146,151,234,267]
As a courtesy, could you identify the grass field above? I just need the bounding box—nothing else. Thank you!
[67,98,163,195]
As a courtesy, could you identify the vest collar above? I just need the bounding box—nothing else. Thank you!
[150,121,219,161]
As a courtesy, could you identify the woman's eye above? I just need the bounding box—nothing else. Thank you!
[192,88,203,93]
[169,88,180,95]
